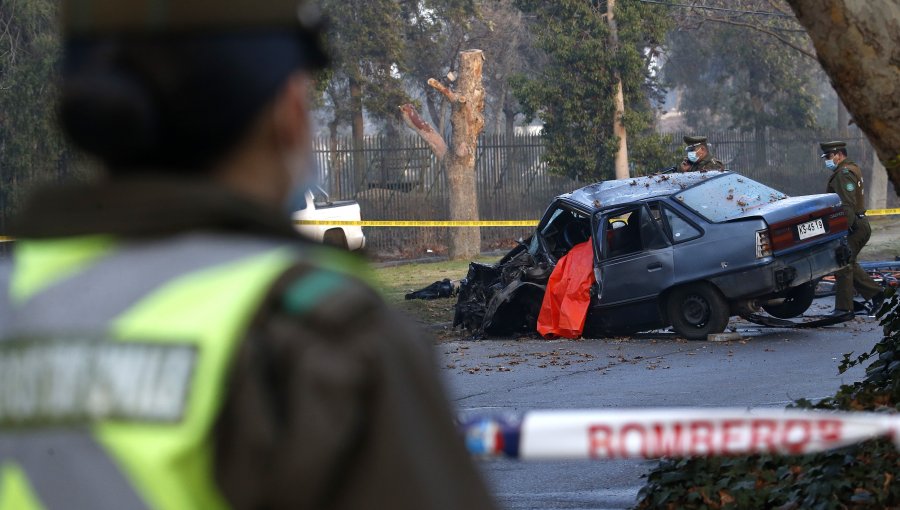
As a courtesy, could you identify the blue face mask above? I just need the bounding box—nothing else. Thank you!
[824,159,837,171]
[687,151,699,163]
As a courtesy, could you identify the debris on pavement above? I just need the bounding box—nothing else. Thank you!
[405,278,460,300]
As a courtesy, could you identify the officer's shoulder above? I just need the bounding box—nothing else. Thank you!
[275,251,384,326]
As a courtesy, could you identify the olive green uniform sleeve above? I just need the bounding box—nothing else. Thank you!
[696,156,724,171]
[213,264,497,510]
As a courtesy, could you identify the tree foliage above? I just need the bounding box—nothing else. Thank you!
[663,0,822,132]
[318,0,476,131]
[0,0,71,230]
[511,0,672,181]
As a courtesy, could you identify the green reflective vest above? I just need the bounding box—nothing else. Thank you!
[0,233,355,509]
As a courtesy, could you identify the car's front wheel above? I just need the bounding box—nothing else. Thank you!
[666,283,730,340]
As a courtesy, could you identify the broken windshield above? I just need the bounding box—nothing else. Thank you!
[674,174,787,222]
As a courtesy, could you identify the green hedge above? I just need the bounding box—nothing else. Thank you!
[636,289,900,510]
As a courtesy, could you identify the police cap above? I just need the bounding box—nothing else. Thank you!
[63,0,320,35]
[63,0,328,71]
[819,141,847,158]
[683,135,708,150]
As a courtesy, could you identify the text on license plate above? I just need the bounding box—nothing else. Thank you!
[797,219,826,240]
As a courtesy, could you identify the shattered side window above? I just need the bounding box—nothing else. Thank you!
[674,173,787,222]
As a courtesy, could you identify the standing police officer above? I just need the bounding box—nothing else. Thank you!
[0,1,496,509]
[821,141,884,317]
[679,136,725,172]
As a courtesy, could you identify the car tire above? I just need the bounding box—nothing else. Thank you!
[323,229,348,250]
[666,283,730,340]
[762,281,816,319]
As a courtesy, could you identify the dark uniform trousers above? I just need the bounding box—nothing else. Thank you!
[834,215,881,311]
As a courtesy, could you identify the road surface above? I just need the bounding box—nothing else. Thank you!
[437,302,884,509]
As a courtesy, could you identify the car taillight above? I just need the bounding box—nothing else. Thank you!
[828,210,849,233]
[756,229,772,258]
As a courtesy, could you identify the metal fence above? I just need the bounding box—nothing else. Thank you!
[312,133,577,259]
[313,127,886,259]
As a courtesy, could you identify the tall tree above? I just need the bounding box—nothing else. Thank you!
[402,0,474,136]
[663,1,821,133]
[511,0,672,181]
[784,0,900,195]
[401,50,486,260]
[607,0,629,180]
[319,0,410,191]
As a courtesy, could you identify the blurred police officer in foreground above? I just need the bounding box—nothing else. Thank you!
[0,1,496,509]
[821,141,884,317]
[679,135,725,172]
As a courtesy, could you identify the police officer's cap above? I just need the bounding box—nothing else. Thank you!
[683,135,708,150]
[819,140,847,158]
[62,0,328,69]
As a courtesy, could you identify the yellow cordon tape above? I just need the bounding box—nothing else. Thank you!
[294,220,539,227]
[866,208,900,216]
[297,208,900,227]
[0,211,896,242]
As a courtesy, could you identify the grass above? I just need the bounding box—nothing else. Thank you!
[371,256,498,335]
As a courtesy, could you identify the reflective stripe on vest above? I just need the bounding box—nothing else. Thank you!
[0,233,333,510]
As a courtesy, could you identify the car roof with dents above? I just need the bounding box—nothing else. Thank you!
[561,171,731,211]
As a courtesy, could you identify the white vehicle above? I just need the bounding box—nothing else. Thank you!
[291,185,366,251]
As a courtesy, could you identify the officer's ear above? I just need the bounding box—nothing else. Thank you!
[270,72,312,151]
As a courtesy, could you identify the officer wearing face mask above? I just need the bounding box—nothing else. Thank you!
[0,1,497,509]
[679,135,725,172]
[821,140,885,318]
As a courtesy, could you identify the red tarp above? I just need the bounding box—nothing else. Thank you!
[537,240,595,339]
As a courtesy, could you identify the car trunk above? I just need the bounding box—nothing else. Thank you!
[726,194,848,254]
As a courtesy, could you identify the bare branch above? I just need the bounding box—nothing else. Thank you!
[399,103,448,160]
[427,78,462,103]
[704,17,817,60]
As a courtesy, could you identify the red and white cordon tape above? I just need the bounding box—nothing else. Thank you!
[462,408,900,460]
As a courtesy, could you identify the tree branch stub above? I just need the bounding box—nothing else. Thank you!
[427,78,460,103]
[398,103,448,160]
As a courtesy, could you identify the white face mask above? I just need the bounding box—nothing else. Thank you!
[687,151,699,163]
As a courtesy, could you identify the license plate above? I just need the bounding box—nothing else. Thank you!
[797,219,826,240]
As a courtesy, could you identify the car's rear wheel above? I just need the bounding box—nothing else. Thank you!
[761,281,816,319]
[666,283,730,340]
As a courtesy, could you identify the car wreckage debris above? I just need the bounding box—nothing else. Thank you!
[405,279,460,300]
[453,241,551,337]
[739,311,855,329]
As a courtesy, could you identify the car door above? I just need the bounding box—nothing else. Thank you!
[589,203,675,330]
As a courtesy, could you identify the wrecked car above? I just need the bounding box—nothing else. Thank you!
[454,171,851,340]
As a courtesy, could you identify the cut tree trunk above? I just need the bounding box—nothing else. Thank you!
[445,50,486,260]
[400,50,486,260]
[786,0,900,196]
